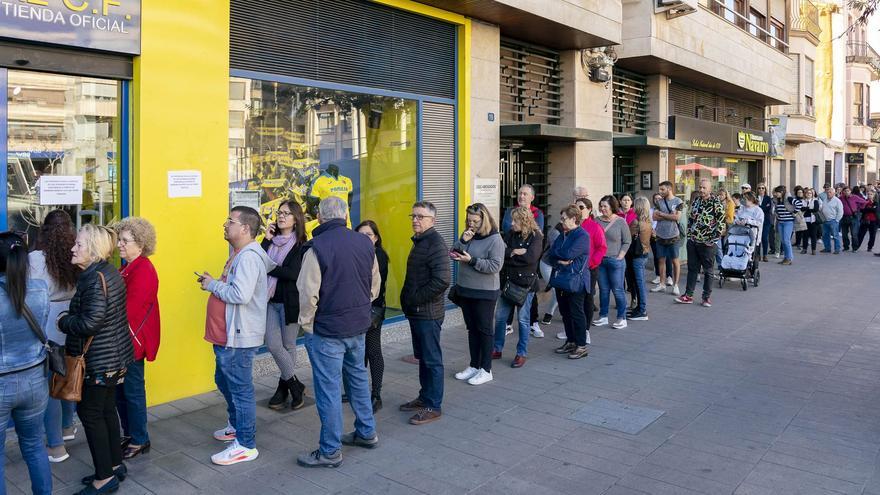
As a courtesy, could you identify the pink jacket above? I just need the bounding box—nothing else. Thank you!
[581,218,608,269]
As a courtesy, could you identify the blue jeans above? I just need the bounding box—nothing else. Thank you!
[116,359,149,445]
[598,257,627,320]
[408,318,444,410]
[632,254,648,314]
[777,221,794,260]
[493,291,533,357]
[822,219,842,252]
[760,221,772,256]
[305,332,376,456]
[214,346,258,449]
[44,397,76,448]
[1,365,52,495]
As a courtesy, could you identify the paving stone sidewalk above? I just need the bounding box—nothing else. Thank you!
[6,251,880,494]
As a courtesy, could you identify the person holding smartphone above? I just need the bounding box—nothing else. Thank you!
[450,204,504,386]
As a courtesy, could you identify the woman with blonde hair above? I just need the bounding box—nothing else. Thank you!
[451,203,504,386]
[491,207,543,368]
[59,224,133,494]
[627,197,653,321]
[114,217,161,460]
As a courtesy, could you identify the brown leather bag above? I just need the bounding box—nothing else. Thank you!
[50,271,106,402]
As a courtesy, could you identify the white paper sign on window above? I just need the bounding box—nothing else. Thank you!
[168,171,203,198]
[39,176,83,205]
[473,178,500,209]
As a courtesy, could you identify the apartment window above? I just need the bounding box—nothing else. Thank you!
[789,160,797,190]
[749,9,767,41]
[229,81,246,101]
[825,160,832,186]
[229,110,245,128]
[804,57,814,117]
[854,83,865,125]
[715,0,745,27]
[317,112,335,134]
[769,19,785,52]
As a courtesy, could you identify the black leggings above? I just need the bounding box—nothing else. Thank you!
[364,324,384,395]
[460,297,496,372]
[800,222,819,251]
[858,222,877,251]
[78,380,123,480]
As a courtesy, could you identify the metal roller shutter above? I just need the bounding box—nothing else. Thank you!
[421,102,456,276]
[230,0,456,99]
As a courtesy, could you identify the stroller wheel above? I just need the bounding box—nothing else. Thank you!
[718,277,724,288]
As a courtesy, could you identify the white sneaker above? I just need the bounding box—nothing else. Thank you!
[211,439,259,466]
[455,366,479,380]
[213,422,236,442]
[672,285,681,297]
[592,317,609,326]
[612,319,628,329]
[651,276,661,285]
[775,252,780,259]
[62,426,77,441]
[666,276,673,286]
[467,369,493,386]
[505,325,513,336]
[530,323,544,338]
[556,331,567,340]
[697,274,702,282]
[650,284,666,293]
[47,446,69,463]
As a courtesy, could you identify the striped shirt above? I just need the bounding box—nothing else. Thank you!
[774,198,800,222]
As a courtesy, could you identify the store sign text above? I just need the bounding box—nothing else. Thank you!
[691,139,722,150]
[0,0,140,55]
[737,132,769,154]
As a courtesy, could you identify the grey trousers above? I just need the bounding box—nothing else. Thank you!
[266,302,299,380]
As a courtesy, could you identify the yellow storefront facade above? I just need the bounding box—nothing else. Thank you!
[0,0,471,406]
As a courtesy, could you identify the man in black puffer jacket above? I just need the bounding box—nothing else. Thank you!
[398,201,450,426]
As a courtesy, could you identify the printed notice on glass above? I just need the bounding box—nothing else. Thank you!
[39,176,83,205]
[473,178,500,209]
[168,171,202,198]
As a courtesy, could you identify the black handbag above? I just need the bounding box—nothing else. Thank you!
[628,222,645,257]
[501,279,530,306]
[0,280,66,376]
[447,285,462,306]
[370,306,385,329]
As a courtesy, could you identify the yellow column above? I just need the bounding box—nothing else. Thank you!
[132,1,229,405]
[815,2,838,139]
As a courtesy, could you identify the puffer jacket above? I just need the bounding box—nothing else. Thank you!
[400,227,450,320]
[59,260,134,375]
[500,229,543,289]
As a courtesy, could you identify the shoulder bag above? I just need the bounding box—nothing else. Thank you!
[658,198,684,245]
[628,220,645,257]
[0,281,66,376]
[50,271,106,402]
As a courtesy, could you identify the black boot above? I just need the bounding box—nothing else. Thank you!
[287,376,306,410]
[268,378,289,410]
[371,391,382,413]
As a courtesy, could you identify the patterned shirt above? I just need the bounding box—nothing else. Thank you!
[687,195,726,244]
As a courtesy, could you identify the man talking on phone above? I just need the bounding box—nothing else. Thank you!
[197,206,275,466]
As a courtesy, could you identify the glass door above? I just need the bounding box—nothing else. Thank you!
[4,69,121,242]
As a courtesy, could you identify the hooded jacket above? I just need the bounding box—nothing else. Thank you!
[206,241,276,348]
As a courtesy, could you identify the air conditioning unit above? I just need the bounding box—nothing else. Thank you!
[656,0,698,19]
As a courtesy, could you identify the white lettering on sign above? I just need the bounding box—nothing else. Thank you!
[0,1,130,34]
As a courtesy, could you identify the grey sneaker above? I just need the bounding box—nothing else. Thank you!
[297,449,342,468]
[341,431,378,449]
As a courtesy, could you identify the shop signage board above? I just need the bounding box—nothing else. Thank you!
[39,175,83,205]
[668,116,771,156]
[0,0,141,55]
[846,153,865,164]
[473,178,500,209]
[168,171,202,198]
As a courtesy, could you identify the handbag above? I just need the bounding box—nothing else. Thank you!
[370,306,384,329]
[128,303,154,351]
[628,221,645,257]
[549,260,586,293]
[447,285,462,306]
[50,271,107,402]
[501,279,531,306]
[0,281,66,376]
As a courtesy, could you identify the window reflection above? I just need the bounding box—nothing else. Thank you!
[673,154,756,200]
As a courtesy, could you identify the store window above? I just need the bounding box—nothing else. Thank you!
[673,154,756,200]
[6,70,121,240]
[228,76,418,312]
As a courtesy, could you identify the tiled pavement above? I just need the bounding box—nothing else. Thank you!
[6,250,880,494]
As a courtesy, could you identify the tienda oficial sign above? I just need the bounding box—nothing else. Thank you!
[0,0,140,55]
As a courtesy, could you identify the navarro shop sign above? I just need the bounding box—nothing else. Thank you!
[737,131,769,154]
[0,0,140,55]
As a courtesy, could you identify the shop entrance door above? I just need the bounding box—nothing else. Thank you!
[2,69,125,241]
[499,141,550,225]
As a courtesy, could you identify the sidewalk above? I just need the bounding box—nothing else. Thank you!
[6,251,880,494]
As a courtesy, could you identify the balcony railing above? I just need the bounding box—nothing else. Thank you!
[790,0,821,39]
[780,102,815,118]
[846,42,880,72]
[612,70,648,136]
[706,0,789,52]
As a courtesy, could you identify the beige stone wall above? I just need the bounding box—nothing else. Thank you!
[470,20,501,207]
[619,1,794,104]
[498,0,622,45]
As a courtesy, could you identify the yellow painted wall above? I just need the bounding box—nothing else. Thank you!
[815,2,837,139]
[133,1,229,405]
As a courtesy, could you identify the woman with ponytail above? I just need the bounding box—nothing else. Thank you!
[0,231,53,494]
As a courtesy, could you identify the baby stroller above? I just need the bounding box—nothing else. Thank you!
[718,224,760,290]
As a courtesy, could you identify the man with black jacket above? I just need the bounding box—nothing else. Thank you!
[398,201,451,425]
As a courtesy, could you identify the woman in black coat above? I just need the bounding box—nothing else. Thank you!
[262,200,307,410]
[355,220,389,411]
[59,224,133,495]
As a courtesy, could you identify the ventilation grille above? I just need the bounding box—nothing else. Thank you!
[500,39,562,125]
[421,102,456,277]
[230,0,456,99]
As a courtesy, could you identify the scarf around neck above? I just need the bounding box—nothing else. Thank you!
[267,234,296,298]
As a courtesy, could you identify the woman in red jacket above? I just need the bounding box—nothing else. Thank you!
[576,198,607,344]
[114,217,160,460]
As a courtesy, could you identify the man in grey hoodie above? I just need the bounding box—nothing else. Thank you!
[198,206,276,466]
